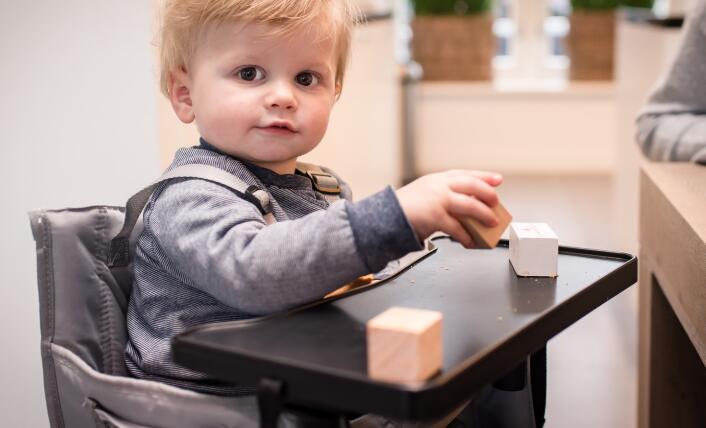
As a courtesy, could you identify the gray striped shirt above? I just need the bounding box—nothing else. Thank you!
[636,0,706,163]
[125,144,421,394]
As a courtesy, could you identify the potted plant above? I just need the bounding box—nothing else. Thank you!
[412,0,495,81]
[567,0,654,80]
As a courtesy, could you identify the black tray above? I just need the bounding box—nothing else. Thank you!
[173,236,637,421]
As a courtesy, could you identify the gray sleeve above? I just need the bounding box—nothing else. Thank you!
[637,114,706,163]
[147,179,420,315]
[636,1,706,164]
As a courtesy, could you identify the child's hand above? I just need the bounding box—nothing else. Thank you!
[396,170,503,248]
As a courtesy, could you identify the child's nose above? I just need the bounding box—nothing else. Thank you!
[266,82,297,111]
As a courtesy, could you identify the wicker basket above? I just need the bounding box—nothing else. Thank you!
[566,10,616,81]
[412,14,495,81]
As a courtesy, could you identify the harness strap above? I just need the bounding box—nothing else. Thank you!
[296,161,341,205]
[108,164,274,268]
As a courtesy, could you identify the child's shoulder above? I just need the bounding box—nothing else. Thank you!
[147,147,265,217]
[168,146,260,184]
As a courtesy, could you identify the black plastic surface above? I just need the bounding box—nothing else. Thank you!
[173,237,637,421]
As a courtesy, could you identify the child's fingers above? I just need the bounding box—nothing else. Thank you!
[438,215,476,248]
[479,172,503,187]
[450,170,503,187]
[447,192,499,227]
[448,176,499,207]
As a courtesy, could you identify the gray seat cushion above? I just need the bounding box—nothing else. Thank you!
[28,207,270,428]
[30,207,130,377]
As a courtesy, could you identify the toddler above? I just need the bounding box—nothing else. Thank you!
[126,0,504,424]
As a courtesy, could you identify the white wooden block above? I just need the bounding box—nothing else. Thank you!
[509,223,559,277]
[366,307,443,383]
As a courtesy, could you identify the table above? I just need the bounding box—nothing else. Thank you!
[173,236,636,426]
[638,162,706,427]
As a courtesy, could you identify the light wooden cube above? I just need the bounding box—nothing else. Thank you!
[366,307,443,383]
[509,222,559,277]
[459,202,512,249]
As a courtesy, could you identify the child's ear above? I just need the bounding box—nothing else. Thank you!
[168,67,195,124]
[334,82,342,101]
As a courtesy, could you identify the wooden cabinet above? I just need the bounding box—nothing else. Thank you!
[638,162,706,427]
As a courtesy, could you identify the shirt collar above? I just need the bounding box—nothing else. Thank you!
[197,138,312,189]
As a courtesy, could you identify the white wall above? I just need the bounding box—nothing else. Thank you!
[415,83,617,176]
[0,1,158,426]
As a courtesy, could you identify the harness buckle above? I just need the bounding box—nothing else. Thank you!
[304,171,341,195]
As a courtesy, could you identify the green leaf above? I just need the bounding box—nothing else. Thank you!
[413,0,492,15]
[620,0,654,8]
[570,0,620,10]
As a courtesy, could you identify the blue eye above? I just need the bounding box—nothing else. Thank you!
[238,66,265,81]
[296,72,318,86]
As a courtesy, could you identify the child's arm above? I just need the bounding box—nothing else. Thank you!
[146,179,421,315]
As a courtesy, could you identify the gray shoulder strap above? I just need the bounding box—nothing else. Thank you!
[108,164,274,267]
[295,162,341,204]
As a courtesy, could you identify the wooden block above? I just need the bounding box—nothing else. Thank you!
[366,307,443,383]
[508,222,559,277]
[459,202,512,249]
[324,274,375,299]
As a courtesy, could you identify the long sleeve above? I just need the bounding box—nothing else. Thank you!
[636,0,706,164]
[637,114,706,163]
[146,178,421,315]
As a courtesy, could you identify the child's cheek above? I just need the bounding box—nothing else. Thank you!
[314,100,333,134]
[218,94,253,129]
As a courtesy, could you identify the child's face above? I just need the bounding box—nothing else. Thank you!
[170,21,340,174]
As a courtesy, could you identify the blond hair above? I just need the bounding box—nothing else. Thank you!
[158,0,360,97]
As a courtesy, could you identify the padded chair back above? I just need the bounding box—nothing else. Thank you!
[29,207,266,428]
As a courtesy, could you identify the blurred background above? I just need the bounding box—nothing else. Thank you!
[1,0,697,426]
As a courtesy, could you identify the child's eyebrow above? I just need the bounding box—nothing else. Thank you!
[305,62,334,74]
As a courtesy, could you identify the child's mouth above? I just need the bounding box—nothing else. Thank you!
[258,123,297,135]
